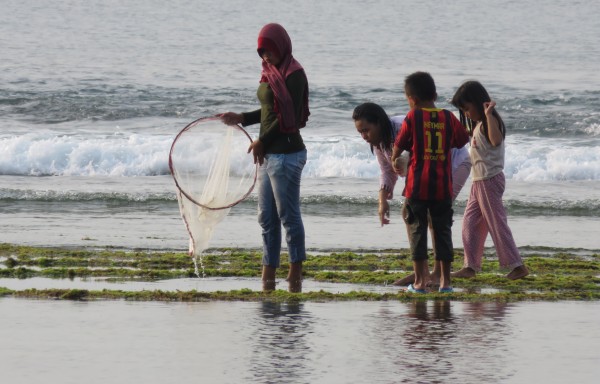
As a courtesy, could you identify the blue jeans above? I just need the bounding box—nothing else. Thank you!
[258,149,307,267]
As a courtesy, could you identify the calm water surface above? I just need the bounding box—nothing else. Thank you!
[1,298,598,384]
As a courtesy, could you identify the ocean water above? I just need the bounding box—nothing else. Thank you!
[1,0,599,251]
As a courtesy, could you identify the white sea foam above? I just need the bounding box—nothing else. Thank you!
[583,123,600,136]
[0,132,171,176]
[1,132,599,181]
[505,136,600,181]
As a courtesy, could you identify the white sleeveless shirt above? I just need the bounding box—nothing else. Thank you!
[470,121,505,181]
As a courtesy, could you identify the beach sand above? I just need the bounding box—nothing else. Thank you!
[2,206,599,252]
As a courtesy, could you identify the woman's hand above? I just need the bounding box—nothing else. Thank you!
[378,189,390,226]
[248,139,265,165]
[220,112,243,126]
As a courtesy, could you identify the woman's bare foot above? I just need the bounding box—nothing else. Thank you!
[392,273,415,286]
[506,265,529,280]
[451,267,476,278]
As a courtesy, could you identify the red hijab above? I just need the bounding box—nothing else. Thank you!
[257,23,309,133]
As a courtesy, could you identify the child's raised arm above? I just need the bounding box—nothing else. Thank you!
[484,101,504,147]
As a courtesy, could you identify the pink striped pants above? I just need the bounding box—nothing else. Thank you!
[462,172,524,271]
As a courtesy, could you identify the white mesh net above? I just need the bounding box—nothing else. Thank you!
[169,117,256,261]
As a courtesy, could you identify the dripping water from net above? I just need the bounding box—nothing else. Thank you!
[193,253,206,278]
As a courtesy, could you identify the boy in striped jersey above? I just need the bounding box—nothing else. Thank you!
[391,72,470,293]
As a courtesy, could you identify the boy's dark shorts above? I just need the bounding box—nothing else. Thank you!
[403,198,454,262]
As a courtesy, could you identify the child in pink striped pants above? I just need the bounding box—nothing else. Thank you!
[450,81,529,280]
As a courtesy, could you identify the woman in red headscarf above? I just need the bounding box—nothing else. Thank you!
[221,23,310,293]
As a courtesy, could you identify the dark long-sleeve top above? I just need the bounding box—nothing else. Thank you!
[241,70,306,154]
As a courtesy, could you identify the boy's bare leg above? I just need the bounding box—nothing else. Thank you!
[506,265,529,280]
[426,219,440,285]
[451,267,476,278]
[429,261,441,285]
[438,261,452,290]
[413,259,429,291]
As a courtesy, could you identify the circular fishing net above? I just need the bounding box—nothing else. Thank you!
[170,116,257,210]
[169,116,257,259]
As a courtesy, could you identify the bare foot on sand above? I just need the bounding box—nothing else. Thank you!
[393,272,439,287]
[392,274,415,286]
[451,267,476,278]
[506,265,529,280]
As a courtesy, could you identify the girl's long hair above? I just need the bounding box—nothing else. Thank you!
[451,81,505,143]
[352,102,394,153]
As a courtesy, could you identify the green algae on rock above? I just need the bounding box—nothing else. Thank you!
[1,243,599,302]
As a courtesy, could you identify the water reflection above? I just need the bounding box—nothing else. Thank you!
[1,299,598,383]
[367,300,516,384]
[246,301,313,384]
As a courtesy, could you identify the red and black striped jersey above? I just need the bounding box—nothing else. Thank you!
[394,108,469,200]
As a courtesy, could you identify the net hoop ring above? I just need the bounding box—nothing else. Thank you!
[169,115,257,210]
